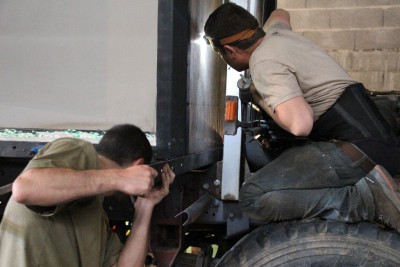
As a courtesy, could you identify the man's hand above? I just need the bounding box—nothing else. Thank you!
[137,164,175,207]
[116,165,158,197]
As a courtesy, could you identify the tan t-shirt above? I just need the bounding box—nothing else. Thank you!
[0,138,123,267]
[249,22,356,120]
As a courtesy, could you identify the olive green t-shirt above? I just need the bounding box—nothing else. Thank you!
[0,138,123,267]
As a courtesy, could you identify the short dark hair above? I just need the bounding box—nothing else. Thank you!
[204,3,265,52]
[97,124,152,166]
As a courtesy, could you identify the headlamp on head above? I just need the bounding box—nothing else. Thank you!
[203,35,222,52]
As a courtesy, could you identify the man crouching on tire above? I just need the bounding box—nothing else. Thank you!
[204,4,400,232]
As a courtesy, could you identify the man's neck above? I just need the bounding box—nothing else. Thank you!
[98,155,121,170]
[247,37,264,55]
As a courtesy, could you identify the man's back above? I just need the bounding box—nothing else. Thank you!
[250,23,356,120]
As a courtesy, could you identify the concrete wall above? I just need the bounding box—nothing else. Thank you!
[277,0,400,93]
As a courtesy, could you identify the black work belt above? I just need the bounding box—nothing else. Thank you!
[334,141,376,173]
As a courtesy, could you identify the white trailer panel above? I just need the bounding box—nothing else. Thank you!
[0,1,158,132]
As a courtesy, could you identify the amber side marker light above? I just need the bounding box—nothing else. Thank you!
[224,96,239,135]
[225,96,238,122]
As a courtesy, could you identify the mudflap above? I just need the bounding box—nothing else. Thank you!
[216,218,400,267]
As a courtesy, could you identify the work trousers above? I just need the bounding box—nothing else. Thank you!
[239,141,375,223]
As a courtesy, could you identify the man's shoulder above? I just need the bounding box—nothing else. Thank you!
[250,36,287,67]
[28,137,99,170]
[51,137,91,146]
[42,138,94,154]
[263,21,292,32]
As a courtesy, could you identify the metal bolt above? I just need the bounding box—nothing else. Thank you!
[213,199,219,207]
[213,179,221,186]
[203,183,210,190]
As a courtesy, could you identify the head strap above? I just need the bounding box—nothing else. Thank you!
[219,28,257,45]
[205,28,258,50]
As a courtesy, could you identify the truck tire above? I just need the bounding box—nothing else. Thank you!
[217,218,400,267]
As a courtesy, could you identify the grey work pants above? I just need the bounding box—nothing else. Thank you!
[239,141,375,223]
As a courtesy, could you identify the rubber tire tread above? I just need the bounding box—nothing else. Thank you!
[216,218,400,267]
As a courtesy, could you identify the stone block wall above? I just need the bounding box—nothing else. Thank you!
[277,0,400,92]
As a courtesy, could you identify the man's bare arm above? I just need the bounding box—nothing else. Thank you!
[264,9,292,30]
[250,86,313,136]
[274,96,314,136]
[114,164,175,267]
[12,165,157,206]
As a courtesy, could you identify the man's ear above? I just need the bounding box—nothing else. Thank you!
[130,157,144,166]
[223,45,236,58]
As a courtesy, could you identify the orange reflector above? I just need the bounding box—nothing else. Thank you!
[225,96,238,122]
